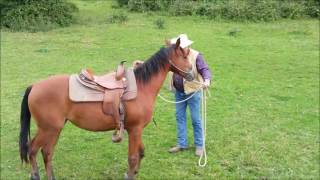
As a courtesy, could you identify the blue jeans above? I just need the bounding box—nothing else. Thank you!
[175,90,203,149]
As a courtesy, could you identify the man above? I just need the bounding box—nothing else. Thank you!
[168,34,212,156]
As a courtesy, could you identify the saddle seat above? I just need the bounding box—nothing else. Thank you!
[79,70,126,90]
[79,61,127,90]
[69,61,137,143]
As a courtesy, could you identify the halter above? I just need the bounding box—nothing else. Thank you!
[168,59,194,81]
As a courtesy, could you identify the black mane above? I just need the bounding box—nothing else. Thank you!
[134,47,170,83]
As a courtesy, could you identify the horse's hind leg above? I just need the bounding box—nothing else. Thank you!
[41,129,62,180]
[30,112,64,180]
[29,131,46,180]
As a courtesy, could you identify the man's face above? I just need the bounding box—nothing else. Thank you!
[183,47,190,56]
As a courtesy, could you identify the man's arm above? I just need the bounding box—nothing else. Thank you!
[196,54,212,86]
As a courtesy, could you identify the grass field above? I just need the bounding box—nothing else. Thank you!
[1,1,319,179]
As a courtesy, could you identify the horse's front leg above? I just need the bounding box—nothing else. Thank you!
[125,127,144,180]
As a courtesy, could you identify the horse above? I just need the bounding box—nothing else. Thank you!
[19,38,194,180]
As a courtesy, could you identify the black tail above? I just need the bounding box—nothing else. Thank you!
[19,86,32,163]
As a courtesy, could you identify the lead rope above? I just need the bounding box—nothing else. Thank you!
[157,86,202,104]
[157,80,209,167]
[198,88,207,167]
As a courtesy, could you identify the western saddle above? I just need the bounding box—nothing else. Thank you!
[72,61,137,142]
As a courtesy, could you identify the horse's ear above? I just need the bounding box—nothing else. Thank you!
[165,39,171,47]
[175,38,181,49]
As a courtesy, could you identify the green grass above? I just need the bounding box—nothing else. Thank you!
[1,0,319,179]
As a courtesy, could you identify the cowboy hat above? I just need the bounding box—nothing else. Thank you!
[170,34,193,48]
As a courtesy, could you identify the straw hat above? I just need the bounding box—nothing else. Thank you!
[170,34,193,48]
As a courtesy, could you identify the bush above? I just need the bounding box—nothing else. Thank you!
[195,1,281,21]
[195,0,318,21]
[116,0,129,7]
[245,0,280,22]
[279,1,306,19]
[303,0,320,18]
[196,3,223,19]
[118,0,319,21]
[107,12,128,24]
[1,0,78,32]
[221,1,251,21]
[154,18,165,29]
[128,0,162,12]
[169,0,197,16]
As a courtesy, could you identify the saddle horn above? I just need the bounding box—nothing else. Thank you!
[115,60,126,81]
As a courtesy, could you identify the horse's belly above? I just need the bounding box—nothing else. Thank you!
[67,102,117,132]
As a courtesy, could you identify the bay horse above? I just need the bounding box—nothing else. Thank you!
[19,38,194,180]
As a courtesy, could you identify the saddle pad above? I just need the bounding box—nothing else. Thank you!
[122,68,137,100]
[69,75,104,102]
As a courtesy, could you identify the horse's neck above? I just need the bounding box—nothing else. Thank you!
[137,65,170,103]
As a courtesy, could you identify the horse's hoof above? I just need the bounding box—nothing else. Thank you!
[124,172,135,180]
[112,135,123,143]
[30,174,40,180]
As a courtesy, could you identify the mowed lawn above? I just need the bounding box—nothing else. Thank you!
[1,1,319,179]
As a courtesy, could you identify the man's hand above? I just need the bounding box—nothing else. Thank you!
[132,60,144,69]
[203,79,210,89]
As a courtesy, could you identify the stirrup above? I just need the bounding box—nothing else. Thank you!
[112,103,125,143]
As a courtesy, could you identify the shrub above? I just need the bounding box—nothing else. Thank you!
[128,0,162,12]
[169,0,197,16]
[107,12,128,24]
[303,0,320,18]
[1,0,78,32]
[195,0,315,21]
[221,1,250,21]
[154,18,165,29]
[279,1,306,19]
[118,0,319,21]
[228,28,241,37]
[245,0,280,22]
[196,3,223,19]
[116,0,129,7]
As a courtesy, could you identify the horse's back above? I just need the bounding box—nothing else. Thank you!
[30,75,69,104]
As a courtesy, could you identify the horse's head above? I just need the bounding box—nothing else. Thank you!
[168,38,194,81]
